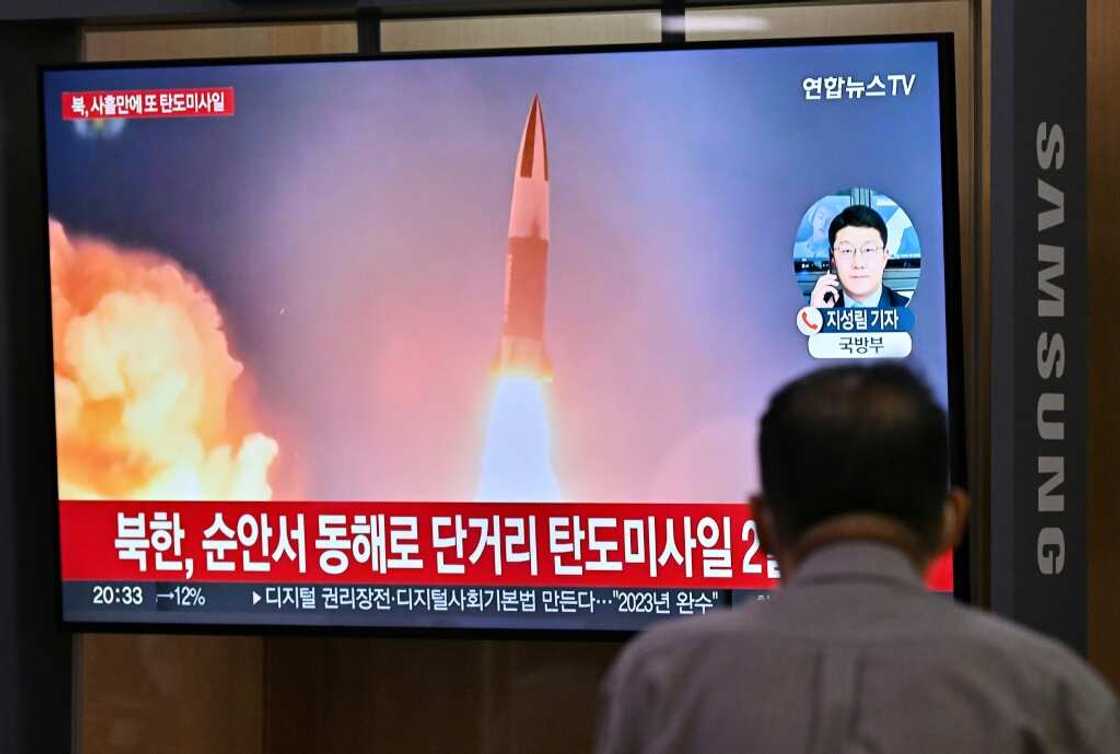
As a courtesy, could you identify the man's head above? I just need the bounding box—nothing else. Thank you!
[828,205,891,301]
[754,364,967,569]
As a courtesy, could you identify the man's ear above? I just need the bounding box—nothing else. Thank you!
[938,487,971,553]
[749,494,780,561]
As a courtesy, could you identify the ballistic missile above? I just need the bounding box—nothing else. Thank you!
[495,94,553,380]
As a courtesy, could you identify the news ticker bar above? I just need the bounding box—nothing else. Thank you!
[59,500,785,589]
[59,500,952,590]
[62,582,774,631]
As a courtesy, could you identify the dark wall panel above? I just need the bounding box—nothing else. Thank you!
[988,0,1089,654]
[264,637,622,754]
[79,634,264,754]
[0,20,81,754]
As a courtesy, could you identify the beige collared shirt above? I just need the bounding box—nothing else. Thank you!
[596,541,1119,754]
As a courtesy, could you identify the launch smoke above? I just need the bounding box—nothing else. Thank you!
[49,219,278,500]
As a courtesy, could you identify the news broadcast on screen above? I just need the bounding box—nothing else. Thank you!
[42,36,960,631]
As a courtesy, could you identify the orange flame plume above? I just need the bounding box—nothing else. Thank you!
[49,219,278,501]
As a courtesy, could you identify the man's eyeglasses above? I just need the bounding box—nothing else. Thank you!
[832,244,885,259]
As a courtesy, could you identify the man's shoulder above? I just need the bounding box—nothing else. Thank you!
[883,285,911,307]
[602,597,1118,753]
[608,604,768,682]
[950,601,1075,658]
[951,603,1114,691]
[613,595,1114,704]
[949,605,1119,741]
[631,603,756,650]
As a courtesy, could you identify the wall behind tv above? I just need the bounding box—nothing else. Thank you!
[1087,0,1120,692]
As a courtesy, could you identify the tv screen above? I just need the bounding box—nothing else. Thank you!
[42,35,961,631]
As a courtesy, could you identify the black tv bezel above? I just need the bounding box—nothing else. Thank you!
[38,31,966,639]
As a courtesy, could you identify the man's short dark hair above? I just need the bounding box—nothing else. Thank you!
[758,365,949,550]
[828,204,888,248]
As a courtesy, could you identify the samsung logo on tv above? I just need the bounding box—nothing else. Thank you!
[1035,121,1066,576]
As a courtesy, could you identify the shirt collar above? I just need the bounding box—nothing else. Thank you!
[786,541,926,590]
[844,284,883,308]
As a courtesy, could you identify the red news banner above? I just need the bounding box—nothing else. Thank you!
[61,87,235,120]
[59,501,953,591]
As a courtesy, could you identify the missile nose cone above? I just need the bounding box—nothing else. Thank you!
[517,94,549,182]
[509,95,550,241]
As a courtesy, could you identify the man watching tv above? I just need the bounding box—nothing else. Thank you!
[810,204,911,309]
[595,365,1118,754]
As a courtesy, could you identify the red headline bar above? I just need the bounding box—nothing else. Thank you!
[59,500,952,591]
[61,87,235,120]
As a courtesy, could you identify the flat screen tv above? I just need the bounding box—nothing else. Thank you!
[41,34,963,632]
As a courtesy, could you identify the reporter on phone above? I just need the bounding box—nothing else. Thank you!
[809,204,911,309]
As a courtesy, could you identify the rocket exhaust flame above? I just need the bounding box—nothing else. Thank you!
[476,376,561,502]
[477,96,562,501]
[49,219,278,501]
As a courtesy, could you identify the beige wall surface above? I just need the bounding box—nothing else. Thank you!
[382,11,660,51]
[83,21,358,61]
